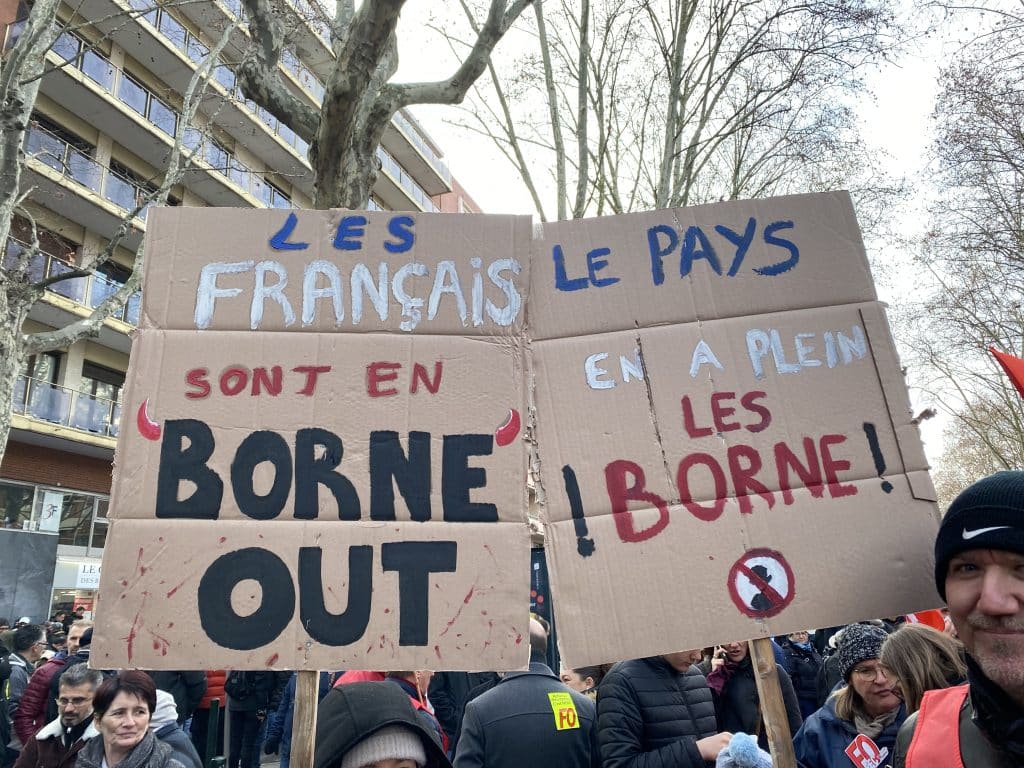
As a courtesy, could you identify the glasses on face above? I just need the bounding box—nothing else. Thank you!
[851,664,891,682]
[56,696,91,707]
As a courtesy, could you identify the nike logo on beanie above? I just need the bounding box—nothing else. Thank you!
[962,525,1012,540]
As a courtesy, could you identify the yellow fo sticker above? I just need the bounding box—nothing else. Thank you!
[548,691,580,730]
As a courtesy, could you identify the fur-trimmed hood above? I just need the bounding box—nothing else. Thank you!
[34,717,99,742]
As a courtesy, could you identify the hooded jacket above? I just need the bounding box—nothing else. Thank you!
[12,715,98,768]
[150,691,202,768]
[313,682,450,768]
[792,695,904,768]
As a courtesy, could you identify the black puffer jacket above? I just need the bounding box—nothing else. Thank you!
[779,640,822,719]
[597,656,718,768]
[715,655,803,749]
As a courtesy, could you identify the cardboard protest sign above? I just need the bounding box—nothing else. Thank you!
[92,210,532,670]
[529,191,941,666]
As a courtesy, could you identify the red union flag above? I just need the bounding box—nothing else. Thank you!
[991,346,1024,398]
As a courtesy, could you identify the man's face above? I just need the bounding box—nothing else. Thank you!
[946,548,1024,696]
[662,649,702,672]
[24,635,45,663]
[67,627,85,655]
[57,683,95,728]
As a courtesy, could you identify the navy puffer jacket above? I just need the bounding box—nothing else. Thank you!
[597,656,718,768]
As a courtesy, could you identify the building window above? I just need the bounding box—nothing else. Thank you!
[0,482,35,529]
[54,494,96,548]
[14,352,66,424]
[73,361,124,434]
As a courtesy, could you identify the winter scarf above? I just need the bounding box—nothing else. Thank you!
[76,728,182,768]
[968,654,1024,762]
[707,658,740,695]
[852,704,900,740]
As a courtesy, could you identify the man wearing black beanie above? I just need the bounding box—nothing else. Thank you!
[891,470,1024,767]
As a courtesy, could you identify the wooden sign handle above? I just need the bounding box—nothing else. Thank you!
[290,670,320,768]
[748,637,797,768]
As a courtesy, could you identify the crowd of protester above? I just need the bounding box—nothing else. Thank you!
[0,469,1021,768]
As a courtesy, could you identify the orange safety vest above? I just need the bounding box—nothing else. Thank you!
[904,685,968,768]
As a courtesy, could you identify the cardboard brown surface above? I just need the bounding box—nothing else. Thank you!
[142,209,530,335]
[111,331,525,525]
[528,191,876,340]
[92,519,529,670]
[96,194,940,672]
[96,208,532,670]
[528,192,941,666]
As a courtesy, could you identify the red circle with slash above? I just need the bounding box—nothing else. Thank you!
[727,548,795,619]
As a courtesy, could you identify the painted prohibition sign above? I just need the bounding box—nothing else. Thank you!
[727,548,795,618]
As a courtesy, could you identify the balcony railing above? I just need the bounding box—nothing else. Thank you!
[24,124,153,222]
[3,237,141,324]
[13,375,121,438]
[394,110,451,185]
[50,33,294,206]
[377,146,440,213]
[122,1,445,206]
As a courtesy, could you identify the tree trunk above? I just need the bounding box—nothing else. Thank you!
[0,296,28,469]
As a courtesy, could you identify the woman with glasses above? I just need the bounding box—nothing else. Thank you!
[793,623,905,767]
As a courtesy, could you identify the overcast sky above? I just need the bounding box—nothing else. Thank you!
[392,4,954,462]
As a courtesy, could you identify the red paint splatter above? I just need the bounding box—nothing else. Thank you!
[158,536,164,542]
[515,634,523,645]
[440,586,477,637]
[120,594,126,600]
[366,643,374,654]
[120,580,128,587]
[266,653,279,666]
[166,579,188,598]
[379,635,386,649]
[218,537,227,544]
[126,612,142,663]
[383,608,390,614]
[483,544,499,565]
[434,645,442,661]
[150,630,171,656]
[167,623,174,629]
[483,620,495,650]
[481,610,488,616]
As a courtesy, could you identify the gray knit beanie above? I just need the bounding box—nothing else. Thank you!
[835,623,887,682]
[339,725,426,768]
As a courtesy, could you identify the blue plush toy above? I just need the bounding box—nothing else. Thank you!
[715,732,773,768]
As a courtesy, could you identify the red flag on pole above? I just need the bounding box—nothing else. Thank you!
[990,347,1024,399]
